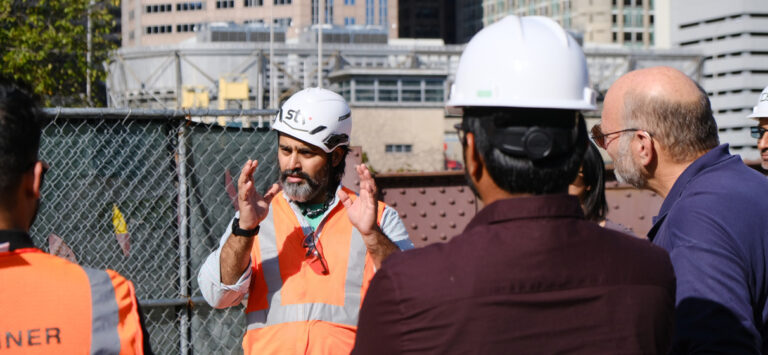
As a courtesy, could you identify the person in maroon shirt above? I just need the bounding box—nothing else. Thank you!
[352,15,675,355]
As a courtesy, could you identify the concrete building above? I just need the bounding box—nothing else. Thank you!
[106,26,700,171]
[670,0,768,162]
[481,0,657,48]
[121,0,397,47]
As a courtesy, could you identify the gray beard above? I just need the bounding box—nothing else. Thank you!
[613,135,648,189]
[282,180,323,202]
[280,166,330,203]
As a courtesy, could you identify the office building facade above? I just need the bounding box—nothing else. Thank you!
[122,0,397,47]
[671,0,768,162]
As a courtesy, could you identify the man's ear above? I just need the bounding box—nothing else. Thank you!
[331,148,344,167]
[31,161,44,199]
[633,131,655,167]
[465,133,484,181]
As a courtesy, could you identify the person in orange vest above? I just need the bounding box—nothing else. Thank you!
[0,81,152,354]
[198,87,413,354]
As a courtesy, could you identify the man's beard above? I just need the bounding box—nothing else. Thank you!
[613,135,649,188]
[280,165,330,203]
[761,148,768,170]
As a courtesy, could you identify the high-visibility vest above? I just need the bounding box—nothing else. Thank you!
[0,247,145,354]
[242,187,385,354]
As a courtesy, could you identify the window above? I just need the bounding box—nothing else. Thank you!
[624,32,631,41]
[274,0,292,4]
[273,17,292,27]
[145,25,173,34]
[178,2,204,10]
[344,0,355,4]
[366,0,374,25]
[244,0,263,5]
[378,79,398,102]
[424,79,444,102]
[326,0,334,24]
[636,32,643,41]
[216,0,234,8]
[401,79,421,102]
[385,144,412,153]
[344,17,356,25]
[146,4,172,13]
[177,23,202,32]
[612,31,618,41]
[379,0,387,25]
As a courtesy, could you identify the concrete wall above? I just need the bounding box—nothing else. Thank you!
[350,106,446,173]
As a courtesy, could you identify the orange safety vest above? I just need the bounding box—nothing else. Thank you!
[0,242,145,354]
[242,187,385,354]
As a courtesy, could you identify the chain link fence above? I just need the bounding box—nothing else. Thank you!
[31,108,279,354]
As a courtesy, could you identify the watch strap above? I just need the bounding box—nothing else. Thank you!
[231,218,260,237]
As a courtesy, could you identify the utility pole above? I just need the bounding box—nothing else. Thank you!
[86,0,94,106]
[318,0,323,88]
[269,6,275,108]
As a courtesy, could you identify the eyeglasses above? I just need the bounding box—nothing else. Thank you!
[751,126,767,139]
[590,124,646,149]
[454,123,466,143]
[302,231,329,275]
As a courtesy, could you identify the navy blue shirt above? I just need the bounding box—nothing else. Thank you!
[648,144,768,353]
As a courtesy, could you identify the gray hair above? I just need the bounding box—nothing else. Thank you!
[623,83,719,163]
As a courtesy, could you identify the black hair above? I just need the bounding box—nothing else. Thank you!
[580,142,608,222]
[0,81,43,197]
[328,145,349,193]
[462,107,587,195]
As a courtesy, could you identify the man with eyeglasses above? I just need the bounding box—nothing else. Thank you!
[749,86,768,170]
[197,88,413,355]
[0,80,152,354]
[352,16,675,354]
[599,67,768,353]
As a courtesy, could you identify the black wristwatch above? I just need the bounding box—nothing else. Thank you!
[231,218,260,238]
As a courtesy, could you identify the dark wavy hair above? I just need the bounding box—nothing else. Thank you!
[328,145,349,193]
[579,142,608,222]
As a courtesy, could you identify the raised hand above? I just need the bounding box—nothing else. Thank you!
[338,164,398,268]
[338,164,382,237]
[237,159,281,230]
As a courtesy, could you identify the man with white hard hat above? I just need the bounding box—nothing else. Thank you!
[197,88,413,355]
[750,86,768,170]
[352,15,674,354]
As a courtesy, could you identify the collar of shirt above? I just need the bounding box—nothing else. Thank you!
[648,144,736,239]
[0,229,36,251]
[463,194,584,233]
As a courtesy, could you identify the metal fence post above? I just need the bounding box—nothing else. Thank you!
[177,123,191,355]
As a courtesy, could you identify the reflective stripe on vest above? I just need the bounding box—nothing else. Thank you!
[83,267,122,354]
[246,201,367,330]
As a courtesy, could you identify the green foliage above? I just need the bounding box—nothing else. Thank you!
[0,0,118,106]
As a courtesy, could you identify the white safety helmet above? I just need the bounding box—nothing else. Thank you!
[748,86,768,120]
[447,15,596,114]
[272,88,351,153]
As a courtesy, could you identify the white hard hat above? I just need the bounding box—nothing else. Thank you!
[447,15,597,114]
[272,87,351,153]
[748,86,768,120]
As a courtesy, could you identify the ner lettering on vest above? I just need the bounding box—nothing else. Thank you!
[1,327,61,349]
